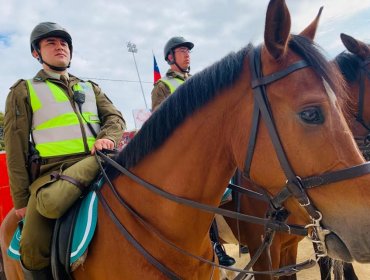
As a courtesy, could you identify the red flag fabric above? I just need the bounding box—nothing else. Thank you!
[153,55,161,83]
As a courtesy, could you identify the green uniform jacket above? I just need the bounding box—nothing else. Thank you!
[4,70,126,209]
[151,69,190,111]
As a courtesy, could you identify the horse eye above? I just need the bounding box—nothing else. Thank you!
[299,106,324,124]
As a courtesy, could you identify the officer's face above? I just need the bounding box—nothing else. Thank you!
[36,37,71,70]
[174,47,191,69]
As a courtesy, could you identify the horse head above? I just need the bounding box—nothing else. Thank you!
[233,0,370,264]
[336,34,370,142]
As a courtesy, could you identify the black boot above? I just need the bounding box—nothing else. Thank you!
[214,242,236,267]
[209,219,236,267]
[21,263,52,280]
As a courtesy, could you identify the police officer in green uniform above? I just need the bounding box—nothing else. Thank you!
[151,36,235,267]
[151,36,194,111]
[4,22,125,279]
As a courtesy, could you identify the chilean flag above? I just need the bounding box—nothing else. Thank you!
[153,54,161,83]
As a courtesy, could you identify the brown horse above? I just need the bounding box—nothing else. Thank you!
[321,33,370,280]
[3,0,370,279]
[220,34,370,280]
[0,209,22,280]
[220,6,323,280]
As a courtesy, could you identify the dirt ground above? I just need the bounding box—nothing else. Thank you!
[224,238,370,279]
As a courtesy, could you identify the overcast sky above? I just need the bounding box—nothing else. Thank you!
[1,0,369,130]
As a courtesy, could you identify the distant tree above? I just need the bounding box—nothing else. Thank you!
[0,111,4,151]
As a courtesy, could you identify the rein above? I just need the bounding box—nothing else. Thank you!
[94,46,370,278]
[95,151,314,278]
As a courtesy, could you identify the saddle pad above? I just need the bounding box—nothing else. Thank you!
[7,191,98,264]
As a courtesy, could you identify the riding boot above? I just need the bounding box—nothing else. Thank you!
[21,262,52,280]
[213,242,236,267]
[210,219,236,267]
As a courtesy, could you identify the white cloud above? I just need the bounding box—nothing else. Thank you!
[0,0,369,129]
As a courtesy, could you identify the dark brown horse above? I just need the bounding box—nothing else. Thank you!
[320,32,370,280]
[3,0,370,279]
[336,33,370,159]
[220,34,370,280]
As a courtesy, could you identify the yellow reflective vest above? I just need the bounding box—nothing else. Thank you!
[27,79,100,157]
[159,76,184,94]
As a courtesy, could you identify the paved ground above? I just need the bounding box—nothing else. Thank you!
[223,238,370,279]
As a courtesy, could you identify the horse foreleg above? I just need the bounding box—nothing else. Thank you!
[343,262,358,280]
[278,243,298,280]
[0,208,24,280]
[317,256,332,280]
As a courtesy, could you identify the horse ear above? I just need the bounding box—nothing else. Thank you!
[264,0,291,60]
[340,33,370,60]
[300,6,323,40]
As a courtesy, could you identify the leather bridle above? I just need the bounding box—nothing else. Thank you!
[244,45,370,223]
[94,45,370,279]
[233,45,370,279]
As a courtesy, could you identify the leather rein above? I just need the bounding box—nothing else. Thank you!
[94,45,370,279]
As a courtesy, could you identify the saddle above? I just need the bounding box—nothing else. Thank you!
[7,187,100,280]
[52,184,100,280]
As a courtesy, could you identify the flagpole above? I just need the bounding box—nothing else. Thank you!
[127,42,148,109]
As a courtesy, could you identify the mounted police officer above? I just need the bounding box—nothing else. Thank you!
[150,36,235,267]
[4,22,125,279]
[151,36,194,111]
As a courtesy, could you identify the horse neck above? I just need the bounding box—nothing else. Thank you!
[116,80,249,246]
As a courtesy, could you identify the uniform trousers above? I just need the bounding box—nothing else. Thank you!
[20,156,99,270]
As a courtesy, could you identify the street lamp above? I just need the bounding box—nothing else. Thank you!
[126,41,148,109]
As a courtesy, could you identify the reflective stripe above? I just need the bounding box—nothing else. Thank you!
[36,137,96,157]
[27,82,41,112]
[28,80,73,127]
[34,123,100,143]
[28,79,100,157]
[160,77,184,94]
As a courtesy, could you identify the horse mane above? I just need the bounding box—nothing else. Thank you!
[334,51,360,83]
[107,35,348,179]
[106,45,250,179]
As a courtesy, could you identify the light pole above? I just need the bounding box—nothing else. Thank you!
[126,41,148,109]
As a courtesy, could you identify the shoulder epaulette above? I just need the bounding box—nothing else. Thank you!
[10,79,25,90]
[154,80,162,86]
[87,80,99,87]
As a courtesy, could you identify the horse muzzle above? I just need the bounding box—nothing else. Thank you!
[325,232,353,262]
